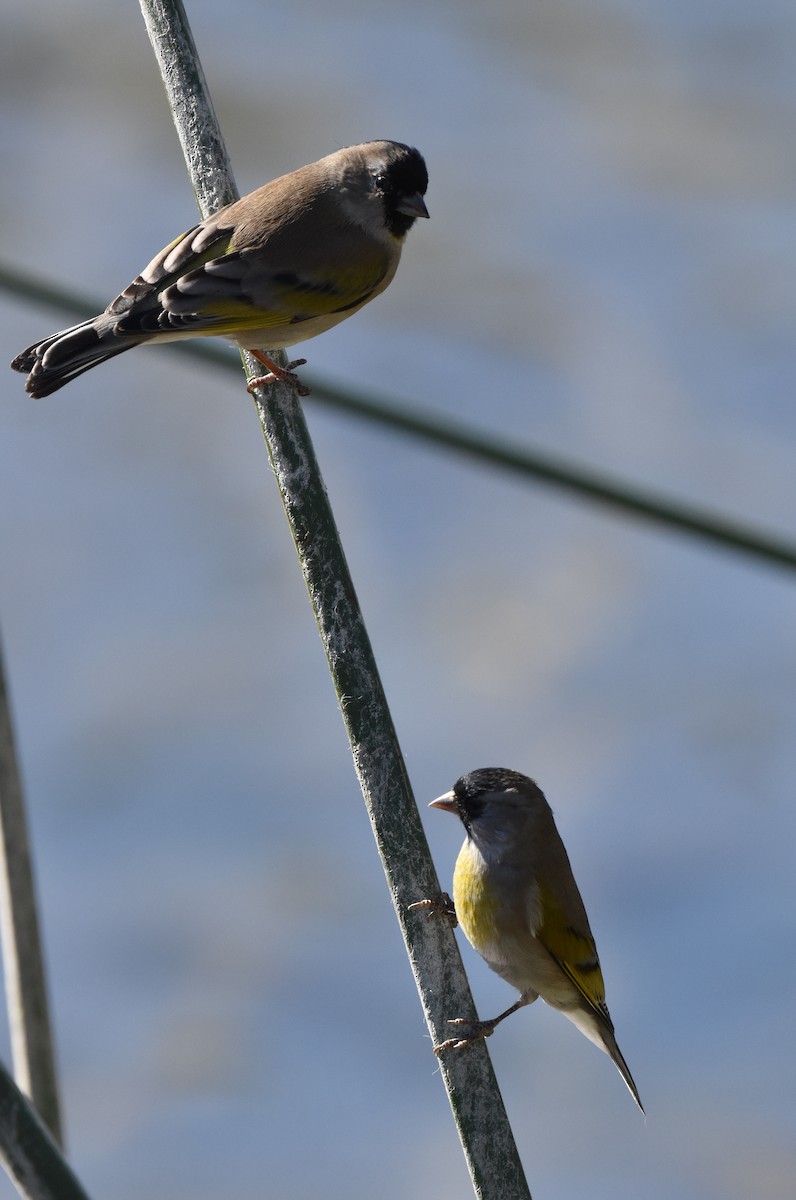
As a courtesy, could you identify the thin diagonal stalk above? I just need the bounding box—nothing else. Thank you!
[4,259,796,576]
[0,1060,88,1200]
[138,1,531,1195]
[0,638,63,1147]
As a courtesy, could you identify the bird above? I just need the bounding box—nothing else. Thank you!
[11,140,429,399]
[419,767,644,1113]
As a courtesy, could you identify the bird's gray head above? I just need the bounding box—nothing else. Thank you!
[431,767,546,842]
[336,141,429,240]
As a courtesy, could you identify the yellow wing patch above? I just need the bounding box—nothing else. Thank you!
[536,882,606,1013]
[183,259,389,332]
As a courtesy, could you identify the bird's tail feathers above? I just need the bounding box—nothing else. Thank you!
[593,1022,644,1114]
[604,1027,644,1115]
[11,319,142,398]
[566,1004,644,1114]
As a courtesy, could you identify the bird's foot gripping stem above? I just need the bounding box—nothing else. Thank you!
[246,352,310,397]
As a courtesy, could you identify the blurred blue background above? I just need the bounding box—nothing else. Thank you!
[2,1,796,1197]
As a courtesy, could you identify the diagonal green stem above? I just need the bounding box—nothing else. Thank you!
[0,641,63,1148]
[0,1060,88,1200]
[4,258,795,576]
[138,1,532,1194]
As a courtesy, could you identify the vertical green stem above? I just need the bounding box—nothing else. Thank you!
[0,641,63,1147]
[0,1061,88,1200]
[139,2,532,1194]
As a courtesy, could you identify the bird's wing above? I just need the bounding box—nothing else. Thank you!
[535,881,610,1019]
[102,189,394,339]
[151,243,393,334]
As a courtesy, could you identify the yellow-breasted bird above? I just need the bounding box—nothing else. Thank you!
[422,767,643,1113]
[11,141,428,399]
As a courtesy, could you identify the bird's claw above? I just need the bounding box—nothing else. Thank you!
[246,358,310,397]
[408,893,457,927]
[433,1018,496,1055]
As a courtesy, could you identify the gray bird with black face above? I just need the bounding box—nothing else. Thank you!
[12,140,429,398]
[425,767,643,1113]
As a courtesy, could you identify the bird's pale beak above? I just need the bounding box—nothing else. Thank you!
[397,192,430,219]
[428,789,457,814]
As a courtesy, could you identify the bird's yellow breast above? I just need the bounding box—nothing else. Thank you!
[452,840,503,957]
